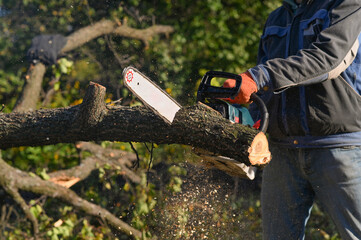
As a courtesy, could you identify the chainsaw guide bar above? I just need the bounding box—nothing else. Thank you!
[123,66,182,124]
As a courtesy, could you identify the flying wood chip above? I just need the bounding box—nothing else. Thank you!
[49,176,81,188]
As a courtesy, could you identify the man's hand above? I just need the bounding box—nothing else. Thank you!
[223,72,257,104]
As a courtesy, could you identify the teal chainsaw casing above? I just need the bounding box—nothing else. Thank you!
[205,99,254,126]
[232,104,254,126]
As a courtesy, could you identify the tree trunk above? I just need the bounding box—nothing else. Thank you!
[1,82,270,166]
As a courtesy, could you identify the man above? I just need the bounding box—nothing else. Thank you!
[225,0,361,239]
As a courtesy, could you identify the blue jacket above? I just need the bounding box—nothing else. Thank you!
[248,0,361,147]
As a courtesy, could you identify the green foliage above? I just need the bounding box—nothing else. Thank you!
[142,0,281,104]
[167,165,187,193]
[52,58,73,79]
[129,174,157,239]
[0,69,23,112]
[79,219,95,239]
[29,203,43,219]
[0,0,341,239]
[46,218,74,240]
[2,144,79,171]
[1,0,280,106]
[38,168,50,180]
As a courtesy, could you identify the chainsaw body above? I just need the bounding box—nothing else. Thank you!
[195,71,269,180]
[197,71,268,132]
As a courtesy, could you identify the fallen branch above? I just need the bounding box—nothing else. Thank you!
[48,142,141,185]
[1,82,270,166]
[0,157,143,239]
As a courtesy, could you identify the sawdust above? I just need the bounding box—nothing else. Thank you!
[153,162,260,240]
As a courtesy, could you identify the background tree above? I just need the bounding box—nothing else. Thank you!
[0,0,340,239]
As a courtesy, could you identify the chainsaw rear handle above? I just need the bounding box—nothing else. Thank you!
[197,70,269,133]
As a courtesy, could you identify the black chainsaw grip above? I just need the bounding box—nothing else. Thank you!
[197,70,269,133]
[196,71,242,102]
[250,93,269,133]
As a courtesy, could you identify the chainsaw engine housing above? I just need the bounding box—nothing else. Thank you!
[206,99,254,126]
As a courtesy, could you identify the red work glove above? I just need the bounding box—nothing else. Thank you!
[223,72,258,104]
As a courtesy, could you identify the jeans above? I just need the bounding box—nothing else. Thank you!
[261,145,361,240]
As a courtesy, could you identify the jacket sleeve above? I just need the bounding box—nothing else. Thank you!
[248,0,361,93]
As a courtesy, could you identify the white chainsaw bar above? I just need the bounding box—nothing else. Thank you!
[123,66,182,124]
[122,66,256,180]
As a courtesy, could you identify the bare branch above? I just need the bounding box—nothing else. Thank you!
[63,20,173,52]
[13,63,46,112]
[48,142,141,184]
[13,19,174,112]
[2,183,39,239]
[0,157,143,239]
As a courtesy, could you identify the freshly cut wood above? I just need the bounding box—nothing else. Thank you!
[248,132,271,165]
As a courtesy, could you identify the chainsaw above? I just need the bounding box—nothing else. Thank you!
[196,70,268,132]
[122,67,269,180]
[194,71,269,180]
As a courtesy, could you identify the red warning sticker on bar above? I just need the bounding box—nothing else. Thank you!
[126,70,134,83]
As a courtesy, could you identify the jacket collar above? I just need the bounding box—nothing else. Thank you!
[283,0,313,13]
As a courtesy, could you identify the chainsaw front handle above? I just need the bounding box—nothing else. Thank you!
[250,93,269,133]
[196,71,242,102]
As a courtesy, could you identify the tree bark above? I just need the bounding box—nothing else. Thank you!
[1,82,270,166]
[13,63,46,112]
